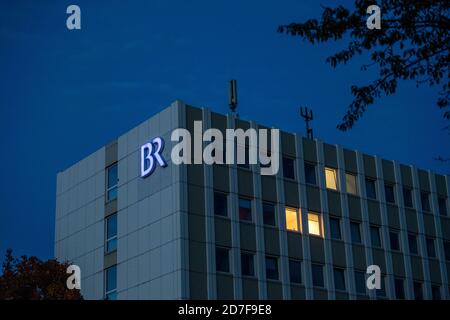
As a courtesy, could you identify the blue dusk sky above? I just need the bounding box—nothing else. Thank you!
[0,0,448,265]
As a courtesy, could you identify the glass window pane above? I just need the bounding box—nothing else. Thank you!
[350,222,362,243]
[414,282,423,300]
[365,179,377,199]
[408,234,418,255]
[107,188,117,202]
[308,213,321,236]
[216,247,229,272]
[403,188,413,208]
[384,184,395,203]
[421,192,430,212]
[438,197,447,216]
[289,260,302,284]
[346,173,357,195]
[304,163,316,185]
[263,202,276,226]
[241,252,254,277]
[394,278,405,299]
[107,215,117,239]
[390,231,400,251]
[283,157,295,180]
[214,192,228,216]
[107,164,118,188]
[312,264,324,287]
[265,257,279,280]
[330,218,341,240]
[334,268,346,291]
[239,198,252,221]
[370,226,381,247]
[285,207,299,232]
[426,238,436,258]
[105,266,117,292]
[355,271,366,294]
[325,167,338,190]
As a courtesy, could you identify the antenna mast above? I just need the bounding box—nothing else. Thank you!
[300,107,314,139]
[228,80,238,114]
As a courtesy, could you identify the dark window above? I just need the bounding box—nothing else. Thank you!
[289,259,302,284]
[333,268,346,291]
[241,252,254,277]
[350,222,362,244]
[329,217,341,240]
[304,162,316,185]
[432,285,441,300]
[106,163,118,202]
[214,192,228,216]
[105,265,117,300]
[421,192,430,212]
[283,157,295,180]
[365,178,377,199]
[354,271,366,294]
[370,226,382,248]
[311,264,324,287]
[403,188,413,208]
[426,238,436,258]
[394,278,405,299]
[265,256,279,280]
[376,276,386,297]
[262,202,276,226]
[239,198,252,221]
[389,231,400,251]
[444,241,450,261]
[408,234,418,255]
[413,281,423,300]
[216,247,230,272]
[438,197,448,216]
[384,184,395,203]
[106,214,117,253]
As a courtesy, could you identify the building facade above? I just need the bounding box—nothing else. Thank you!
[55,100,450,300]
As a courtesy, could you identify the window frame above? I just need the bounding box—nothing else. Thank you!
[307,212,322,237]
[329,217,342,240]
[105,214,118,253]
[333,267,346,291]
[265,256,279,280]
[370,225,382,248]
[215,246,230,273]
[285,207,301,233]
[384,183,395,204]
[389,230,401,251]
[365,178,377,200]
[324,167,338,191]
[402,187,413,208]
[350,221,362,244]
[214,191,228,217]
[304,162,317,185]
[106,163,118,202]
[262,202,276,227]
[282,156,296,180]
[105,265,117,300]
[238,197,252,222]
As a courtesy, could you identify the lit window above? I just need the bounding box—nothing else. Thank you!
[239,198,252,221]
[105,214,117,253]
[105,265,117,300]
[325,167,338,190]
[308,212,322,237]
[346,173,358,195]
[106,163,118,202]
[285,207,299,232]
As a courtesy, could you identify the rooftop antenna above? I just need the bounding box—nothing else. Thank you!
[228,79,238,115]
[300,106,314,139]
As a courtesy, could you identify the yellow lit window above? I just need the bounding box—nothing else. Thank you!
[308,213,322,236]
[325,167,338,190]
[346,173,358,195]
[285,207,299,232]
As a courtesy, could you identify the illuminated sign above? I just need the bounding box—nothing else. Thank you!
[140,137,167,178]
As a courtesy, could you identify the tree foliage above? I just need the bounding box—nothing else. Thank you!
[278,0,450,130]
[0,249,83,300]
